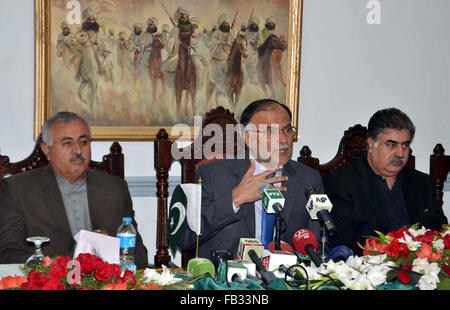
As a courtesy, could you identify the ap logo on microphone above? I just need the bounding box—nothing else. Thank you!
[315,196,328,204]
[308,201,314,211]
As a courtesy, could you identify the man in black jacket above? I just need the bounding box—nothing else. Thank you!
[325,108,447,254]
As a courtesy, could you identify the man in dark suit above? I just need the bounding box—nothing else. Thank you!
[0,112,148,269]
[179,99,323,260]
[325,108,447,255]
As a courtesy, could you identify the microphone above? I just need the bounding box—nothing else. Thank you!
[328,245,354,262]
[259,182,286,250]
[292,229,323,267]
[267,240,294,254]
[278,264,304,281]
[248,249,276,286]
[231,273,248,287]
[304,187,336,237]
[258,182,285,214]
[226,261,250,288]
[237,238,264,262]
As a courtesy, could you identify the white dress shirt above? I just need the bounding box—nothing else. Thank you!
[232,155,281,241]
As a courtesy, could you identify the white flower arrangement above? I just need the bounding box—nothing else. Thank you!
[291,225,449,290]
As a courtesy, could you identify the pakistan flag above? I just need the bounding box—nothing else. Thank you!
[168,184,202,257]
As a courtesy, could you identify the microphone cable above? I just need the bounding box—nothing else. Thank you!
[282,264,310,290]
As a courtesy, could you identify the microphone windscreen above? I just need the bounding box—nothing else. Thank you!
[268,240,294,254]
[328,246,354,262]
[292,229,318,256]
[258,182,272,195]
[304,186,316,199]
[187,258,216,278]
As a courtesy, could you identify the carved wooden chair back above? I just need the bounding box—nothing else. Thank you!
[154,106,241,267]
[430,143,450,205]
[0,134,124,180]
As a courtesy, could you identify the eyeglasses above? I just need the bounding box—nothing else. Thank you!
[246,125,297,136]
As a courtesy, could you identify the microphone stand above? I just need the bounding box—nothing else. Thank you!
[274,206,286,251]
[275,213,282,250]
[320,226,328,262]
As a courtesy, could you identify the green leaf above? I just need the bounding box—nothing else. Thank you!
[386,269,398,282]
[437,274,450,290]
[373,230,393,243]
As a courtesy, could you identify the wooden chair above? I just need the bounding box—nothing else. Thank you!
[430,143,449,204]
[154,106,242,267]
[0,134,124,180]
[297,124,415,179]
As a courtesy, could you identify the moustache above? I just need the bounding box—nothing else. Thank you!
[389,156,405,164]
[70,154,86,162]
[275,144,289,152]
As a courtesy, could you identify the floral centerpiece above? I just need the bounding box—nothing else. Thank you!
[295,224,449,290]
[359,224,449,290]
[0,253,209,290]
[0,253,164,290]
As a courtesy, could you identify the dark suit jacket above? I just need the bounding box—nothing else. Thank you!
[0,165,148,269]
[179,158,324,260]
[324,158,448,255]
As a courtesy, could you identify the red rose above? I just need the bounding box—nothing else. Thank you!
[415,231,442,244]
[94,261,121,283]
[387,227,412,240]
[41,280,66,290]
[443,265,450,276]
[22,271,49,290]
[115,269,136,287]
[110,264,122,277]
[397,265,413,284]
[76,253,102,274]
[444,234,450,250]
[397,271,410,284]
[386,239,410,258]
[55,256,71,272]
[48,264,66,282]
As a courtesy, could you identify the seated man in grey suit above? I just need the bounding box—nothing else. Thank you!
[0,112,148,269]
[179,99,324,260]
[325,108,447,255]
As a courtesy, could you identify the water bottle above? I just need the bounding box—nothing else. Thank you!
[116,217,137,273]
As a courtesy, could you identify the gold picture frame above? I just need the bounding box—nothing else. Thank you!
[34,0,303,141]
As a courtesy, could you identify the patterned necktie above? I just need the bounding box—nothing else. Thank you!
[261,172,277,248]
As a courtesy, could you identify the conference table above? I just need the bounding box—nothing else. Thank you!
[0,263,416,291]
[0,264,23,278]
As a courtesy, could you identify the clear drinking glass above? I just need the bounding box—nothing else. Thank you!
[25,236,50,267]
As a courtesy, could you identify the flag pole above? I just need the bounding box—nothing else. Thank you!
[196,177,202,258]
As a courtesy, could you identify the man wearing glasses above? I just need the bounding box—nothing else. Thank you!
[179,99,324,260]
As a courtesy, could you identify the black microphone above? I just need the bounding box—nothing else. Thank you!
[278,264,304,281]
[230,273,249,288]
[248,249,276,286]
[304,187,336,237]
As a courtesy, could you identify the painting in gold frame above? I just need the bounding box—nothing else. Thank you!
[34,0,303,141]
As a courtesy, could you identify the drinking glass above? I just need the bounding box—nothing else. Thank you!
[25,236,50,267]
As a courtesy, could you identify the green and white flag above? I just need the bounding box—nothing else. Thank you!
[168,183,202,257]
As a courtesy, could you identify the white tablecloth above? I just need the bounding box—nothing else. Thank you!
[0,264,24,278]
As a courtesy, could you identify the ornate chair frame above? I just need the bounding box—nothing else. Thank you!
[297,124,415,178]
[430,143,449,204]
[1,135,124,180]
[154,107,241,267]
